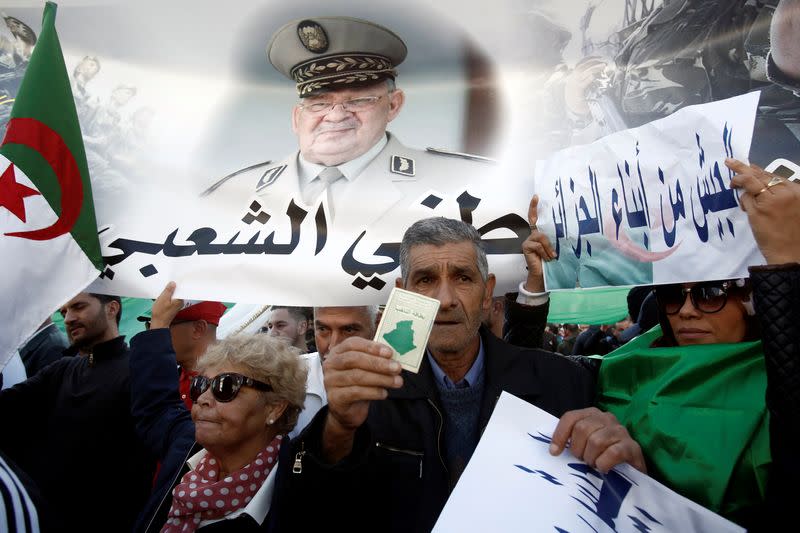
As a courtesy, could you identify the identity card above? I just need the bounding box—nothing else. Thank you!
[374,287,440,373]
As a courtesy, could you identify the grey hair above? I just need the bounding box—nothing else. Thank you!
[312,305,379,331]
[364,305,379,324]
[197,334,308,435]
[399,217,488,286]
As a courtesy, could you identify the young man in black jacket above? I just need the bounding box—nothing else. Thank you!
[0,292,154,533]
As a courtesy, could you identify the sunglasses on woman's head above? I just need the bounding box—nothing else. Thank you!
[655,281,733,315]
[190,372,272,403]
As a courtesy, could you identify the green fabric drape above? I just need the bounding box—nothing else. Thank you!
[597,327,771,519]
[547,286,630,325]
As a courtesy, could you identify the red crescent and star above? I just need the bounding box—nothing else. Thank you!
[0,164,41,223]
[1,117,83,240]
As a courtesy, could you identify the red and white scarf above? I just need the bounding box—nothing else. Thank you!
[161,435,282,532]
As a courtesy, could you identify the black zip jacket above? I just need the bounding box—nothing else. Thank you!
[287,327,596,533]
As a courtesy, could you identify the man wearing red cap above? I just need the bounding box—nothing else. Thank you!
[169,300,227,409]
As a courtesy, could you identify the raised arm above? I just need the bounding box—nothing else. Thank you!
[503,195,557,348]
[728,158,800,526]
[129,282,194,458]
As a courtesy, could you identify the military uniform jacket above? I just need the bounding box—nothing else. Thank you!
[203,132,494,232]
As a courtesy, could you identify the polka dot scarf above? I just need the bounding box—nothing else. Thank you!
[161,435,282,532]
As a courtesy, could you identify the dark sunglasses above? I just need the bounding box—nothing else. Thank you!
[655,281,733,315]
[190,372,272,403]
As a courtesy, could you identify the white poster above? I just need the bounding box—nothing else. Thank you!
[537,92,764,290]
[434,392,744,533]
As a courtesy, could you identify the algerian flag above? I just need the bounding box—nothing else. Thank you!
[0,2,102,371]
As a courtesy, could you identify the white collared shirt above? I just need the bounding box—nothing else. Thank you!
[186,449,278,528]
[289,352,327,440]
[297,133,388,201]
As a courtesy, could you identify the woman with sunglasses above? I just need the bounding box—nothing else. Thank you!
[513,160,799,529]
[596,275,768,525]
[129,283,307,532]
[651,279,758,345]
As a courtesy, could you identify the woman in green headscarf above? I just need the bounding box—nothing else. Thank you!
[510,160,799,530]
[597,278,768,525]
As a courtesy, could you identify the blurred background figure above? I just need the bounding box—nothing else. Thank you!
[0,13,36,132]
[766,0,800,94]
[481,295,505,339]
[263,305,312,353]
[557,324,580,354]
[71,55,100,114]
[17,316,68,378]
[617,285,659,343]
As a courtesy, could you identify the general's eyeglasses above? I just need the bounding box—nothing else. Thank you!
[190,372,272,403]
[655,281,733,315]
[298,94,386,115]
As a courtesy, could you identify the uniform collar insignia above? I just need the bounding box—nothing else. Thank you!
[390,155,415,177]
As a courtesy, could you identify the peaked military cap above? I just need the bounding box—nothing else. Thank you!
[268,16,407,97]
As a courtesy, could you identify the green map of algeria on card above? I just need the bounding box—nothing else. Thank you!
[382,320,417,355]
[375,287,440,373]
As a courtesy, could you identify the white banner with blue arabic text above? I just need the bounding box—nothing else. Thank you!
[434,392,744,533]
[537,92,764,290]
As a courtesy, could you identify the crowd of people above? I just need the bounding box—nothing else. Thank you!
[1,159,797,532]
[1,4,799,533]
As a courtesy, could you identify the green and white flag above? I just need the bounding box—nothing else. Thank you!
[0,2,102,371]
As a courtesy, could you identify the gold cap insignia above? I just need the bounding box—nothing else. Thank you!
[297,20,328,54]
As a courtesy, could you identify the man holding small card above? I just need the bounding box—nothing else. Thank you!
[289,217,646,532]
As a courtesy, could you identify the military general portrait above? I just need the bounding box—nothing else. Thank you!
[43,0,535,304]
[200,12,503,232]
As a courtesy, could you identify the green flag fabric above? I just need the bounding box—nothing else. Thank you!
[547,286,630,325]
[597,327,770,520]
[0,2,102,369]
[0,2,101,266]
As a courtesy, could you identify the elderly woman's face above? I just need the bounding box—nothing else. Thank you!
[191,363,273,454]
[662,282,748,345]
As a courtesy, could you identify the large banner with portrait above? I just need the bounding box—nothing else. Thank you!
[1,0,796,304]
